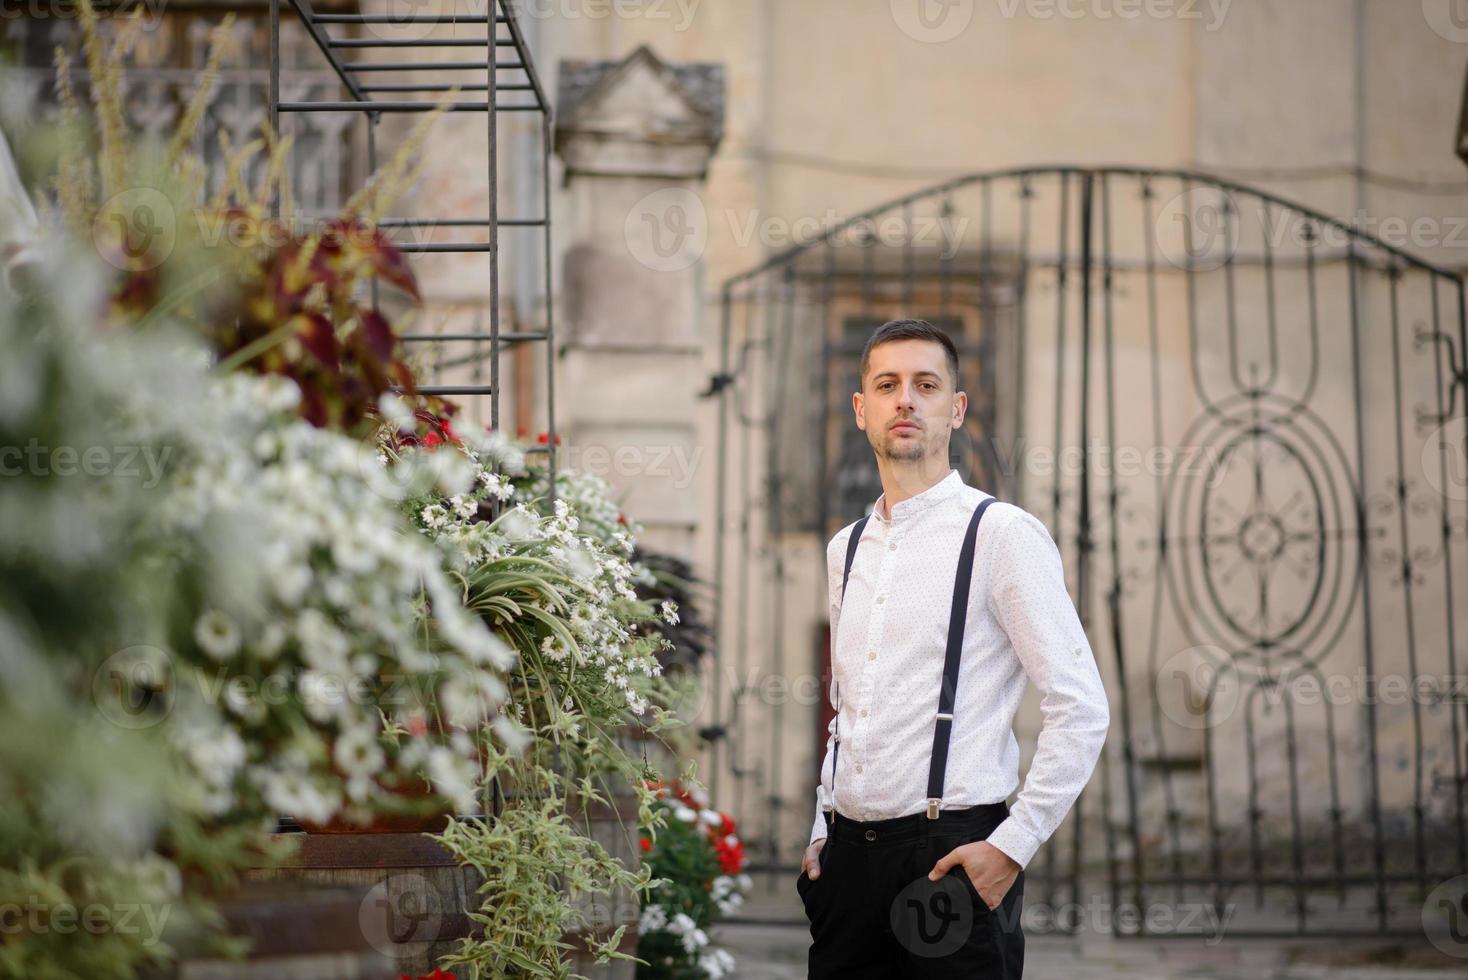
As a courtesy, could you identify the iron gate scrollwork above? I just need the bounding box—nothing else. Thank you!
[710,166,1468,936]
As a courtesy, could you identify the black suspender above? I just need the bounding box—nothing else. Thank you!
[926,496,996,815]
[830,496,998,820]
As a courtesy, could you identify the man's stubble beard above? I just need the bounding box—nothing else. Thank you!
[872,429,936,463]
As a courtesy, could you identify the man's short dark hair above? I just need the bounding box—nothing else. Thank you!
[858,319,961,391]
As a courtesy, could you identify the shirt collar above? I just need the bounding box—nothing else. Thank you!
[871,468,963,524]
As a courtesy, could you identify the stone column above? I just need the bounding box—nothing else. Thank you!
[554,45,724,559]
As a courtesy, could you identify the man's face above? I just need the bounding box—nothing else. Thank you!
[854,338,966,466]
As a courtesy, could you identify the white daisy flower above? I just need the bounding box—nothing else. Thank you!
[194,609,241,661]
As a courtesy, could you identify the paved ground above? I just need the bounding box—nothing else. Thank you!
[715,920,1468,979]
[716,877,1468,979]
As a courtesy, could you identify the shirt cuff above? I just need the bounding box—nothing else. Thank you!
[809,806,829,845]
[985,817,1043,869]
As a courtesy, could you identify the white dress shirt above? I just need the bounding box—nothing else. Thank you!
[808,468,1110,869]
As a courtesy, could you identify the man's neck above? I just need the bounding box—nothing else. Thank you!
[876,458,950,519]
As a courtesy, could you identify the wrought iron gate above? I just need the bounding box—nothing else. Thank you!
[710,167,1468,936]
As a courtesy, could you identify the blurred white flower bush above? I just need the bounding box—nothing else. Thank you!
[124,369,522,828]
[0,232,693,980]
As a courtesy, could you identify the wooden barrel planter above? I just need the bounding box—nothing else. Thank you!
[247,797,642,979]
[245,831,477,978]
[158,881,396,980]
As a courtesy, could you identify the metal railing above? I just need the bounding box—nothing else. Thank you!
[268,0,557,478]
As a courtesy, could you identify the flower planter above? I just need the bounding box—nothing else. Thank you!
[157,880,397,980]
[245,832,480,979]
[249,793,642,980]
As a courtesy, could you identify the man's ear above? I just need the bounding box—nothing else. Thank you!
[951,390,967,428]
[853,391,866,431]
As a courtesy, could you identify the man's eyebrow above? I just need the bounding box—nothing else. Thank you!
[871,370,942,381]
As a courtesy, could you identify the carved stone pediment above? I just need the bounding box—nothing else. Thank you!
[555,44,723,182]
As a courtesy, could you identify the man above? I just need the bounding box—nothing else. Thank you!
[796,319,1110,978]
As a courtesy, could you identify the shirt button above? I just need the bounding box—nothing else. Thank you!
[867,651,877,660]
[860,708,869,717]
[888,542,897,551]
[875,595,885,604]
[855,765,863,773]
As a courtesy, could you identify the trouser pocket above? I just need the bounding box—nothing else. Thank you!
[797,839,830,907]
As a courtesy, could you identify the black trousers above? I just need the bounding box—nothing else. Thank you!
[797,802,1025,979]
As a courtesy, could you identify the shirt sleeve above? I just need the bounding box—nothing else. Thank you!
[981,508,1111,869]
[809,530,846,846]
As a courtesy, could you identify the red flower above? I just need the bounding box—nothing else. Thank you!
[398,970,456,980]
[397,410,460,451]
[535,431,561,445]
[717,812,736,837]
[639,836,652,852]
[713,835,745,875]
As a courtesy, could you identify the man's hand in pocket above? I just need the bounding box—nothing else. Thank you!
[928,840,1019,911]
[802,838,826,879]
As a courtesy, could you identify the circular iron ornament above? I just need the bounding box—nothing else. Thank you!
[1167,391,1364,681]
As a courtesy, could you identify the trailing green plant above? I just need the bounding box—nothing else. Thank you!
[434,748,652,979]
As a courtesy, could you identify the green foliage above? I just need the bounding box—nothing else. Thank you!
[434,752,657,980]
